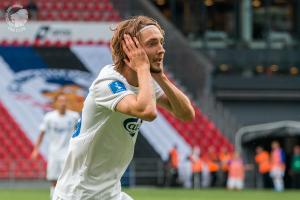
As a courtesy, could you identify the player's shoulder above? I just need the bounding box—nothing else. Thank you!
[66,110,80,118]
[97,65,126,81]
[43,110,57,121]
[44,110,57,117]
[91,64,129,89]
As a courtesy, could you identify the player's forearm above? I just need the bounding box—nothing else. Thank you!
[33,131,45,151]
[135,67,157,119]
[155,74,195,121]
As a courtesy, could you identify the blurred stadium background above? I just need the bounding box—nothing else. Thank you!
[0,0,300,199]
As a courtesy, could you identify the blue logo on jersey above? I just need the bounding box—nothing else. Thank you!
[72,118,82,138]
[109,81,126,94]
[123,118,143,137]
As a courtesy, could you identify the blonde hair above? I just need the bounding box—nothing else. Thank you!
[110,16,164,71]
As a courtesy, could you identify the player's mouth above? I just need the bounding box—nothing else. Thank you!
[154,58,163,63]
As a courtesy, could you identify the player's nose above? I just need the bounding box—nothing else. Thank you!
[158,43,165,54]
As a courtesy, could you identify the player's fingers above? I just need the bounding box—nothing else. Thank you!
[123,58,132,69]
[122,40,130,56]
[124,34,137,50]
[133,37,141,48]
[123,35,132,51]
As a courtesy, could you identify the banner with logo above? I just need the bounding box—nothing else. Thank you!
[0,45,111,158]
[1,3,115,41]
[0,21,115,42]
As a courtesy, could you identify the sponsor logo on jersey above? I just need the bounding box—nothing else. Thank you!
[72,118,82,138]
[123,118,142,137]
[52,120,74,134]
[109,81,126,94]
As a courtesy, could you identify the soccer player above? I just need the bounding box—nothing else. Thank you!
[53,15,195,200]
[270,141,285,192]
[31,94,80,199]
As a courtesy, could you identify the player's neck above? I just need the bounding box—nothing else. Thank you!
[120,66,139,87]
[58,109,66,115]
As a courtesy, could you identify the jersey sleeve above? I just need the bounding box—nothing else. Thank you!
[92,79,135,111]
[39,113,50,132]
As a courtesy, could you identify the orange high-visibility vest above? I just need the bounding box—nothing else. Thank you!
[228,159,245,179]
[208,160,219,172]
[219,152,232,171]
[191,159,202,173]
[169,148,179,169]
[255,151,270,173]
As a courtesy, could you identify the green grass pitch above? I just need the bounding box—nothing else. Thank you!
[0,188,299,200]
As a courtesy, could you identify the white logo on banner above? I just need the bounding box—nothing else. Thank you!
[5,4,28,32]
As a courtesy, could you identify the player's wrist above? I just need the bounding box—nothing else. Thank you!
[152,72,167,82]
[136,65,150,73]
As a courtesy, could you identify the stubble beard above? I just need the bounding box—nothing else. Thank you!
[150,64,162,73]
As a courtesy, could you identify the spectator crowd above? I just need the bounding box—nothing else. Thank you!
[164,141,300,191]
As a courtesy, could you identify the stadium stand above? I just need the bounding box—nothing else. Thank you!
[0,45,233,180]
[0,101,46,179]
[0,0,235,184]
[158,106,233,156]
[0,0,120,21]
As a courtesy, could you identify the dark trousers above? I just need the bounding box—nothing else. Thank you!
[292,172,300,188]
[170,168,179,187]
[262,172,272,188]
[210,172,217,187]
[221,171,228,187]
[192,172,201,188]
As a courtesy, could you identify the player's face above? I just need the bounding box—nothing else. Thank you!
[56,96,67,111]
[139,26,165,73]
[272,142,279,149]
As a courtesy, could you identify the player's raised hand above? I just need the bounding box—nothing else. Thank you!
[30,149,39,160]
[122,34,150,72]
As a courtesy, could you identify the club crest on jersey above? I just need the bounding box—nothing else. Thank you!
[109,81,126,94]
[123,118,142,137]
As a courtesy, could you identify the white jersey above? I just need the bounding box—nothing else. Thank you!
[54,65,163,200]
[40,110,80,160]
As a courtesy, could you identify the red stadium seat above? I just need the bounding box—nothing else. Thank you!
[158,103,234,157]
[104,3,113,12]
[111,11,120,21]
[74,3,85,11]
[21,39,31,47]
[94,3,104,11]
[68,11,80,21]
[28,0,121,22]
[0,101,46,179]
[52,2,63,10]
[0,39,9,46]
[54,40,64,47]
[64,2,75,11]
[75,40,84,45]
[91,12,103,21]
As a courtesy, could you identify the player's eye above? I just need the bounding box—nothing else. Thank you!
[148,42,156,47]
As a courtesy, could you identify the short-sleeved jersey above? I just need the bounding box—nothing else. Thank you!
[40,110,80,160]
[54,65,164,200]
